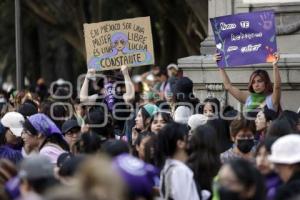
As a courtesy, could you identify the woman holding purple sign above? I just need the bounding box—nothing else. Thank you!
[215,52,281,114]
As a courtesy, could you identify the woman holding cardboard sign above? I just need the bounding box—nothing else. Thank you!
[79,65,135,139]
[79,65,135,105]
[215,52,281,114]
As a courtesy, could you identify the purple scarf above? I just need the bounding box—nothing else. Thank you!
[28,114,61,137]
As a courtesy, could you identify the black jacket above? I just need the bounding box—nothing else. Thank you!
[275,171,300,200]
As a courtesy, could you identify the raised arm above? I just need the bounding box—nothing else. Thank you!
[121,65,135,104]
[215,54,249,104]
[271,53,281,110]
[79,69,97,103]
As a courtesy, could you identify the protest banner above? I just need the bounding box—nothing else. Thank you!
[210,10,277,68]
[84,17,154,71]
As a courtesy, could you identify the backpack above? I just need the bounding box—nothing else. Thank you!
[161,164,175,200]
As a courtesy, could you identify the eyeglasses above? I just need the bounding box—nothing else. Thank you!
[65,129,80,136]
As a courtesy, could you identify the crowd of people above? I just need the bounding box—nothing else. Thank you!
[0,52,299,200]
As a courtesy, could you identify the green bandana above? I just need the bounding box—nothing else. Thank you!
[246,93,266,111]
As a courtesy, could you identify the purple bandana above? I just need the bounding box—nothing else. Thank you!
[28,114,61,137]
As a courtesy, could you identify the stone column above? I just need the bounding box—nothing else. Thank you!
[178,0,300,111]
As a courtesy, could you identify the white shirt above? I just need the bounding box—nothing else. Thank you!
[39,143,66,164]
[160,159,200,200]
[21,148,38,158]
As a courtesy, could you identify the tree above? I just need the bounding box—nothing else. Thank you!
[0,0,208,87]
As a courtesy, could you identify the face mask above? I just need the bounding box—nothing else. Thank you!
[218,186,240,200]
[237,139,255,153]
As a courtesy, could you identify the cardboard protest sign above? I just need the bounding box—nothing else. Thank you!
[84,17,154,71]
[210,10,277,68]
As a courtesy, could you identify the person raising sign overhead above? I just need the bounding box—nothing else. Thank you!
[215,52,281,113]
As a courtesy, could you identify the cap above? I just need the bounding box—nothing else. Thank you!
[143,104,159,117]
[57,152,74,168]
[188,114,208,131]
[19,155,54,180]
[174,106,192,124]
[17,103,38,117]
[113,154,159,198]
[27,113,61,137]
[167,63,178,71]
[1,112,25,137]
[61,119,80,134]
[269,134,300,164]
[58,155,85,177]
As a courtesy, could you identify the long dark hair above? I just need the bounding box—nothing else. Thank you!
[132,131,155,159]
[0,127,8,146]
[23,119,69,152]
[0,127,24,149]
[187,124,221,193]
[138,106,152,131]
[144,135,157,166]
[228,159,266,200]
[248,70,273,95]
[148,111,173,132]
[156,122,189,169]
[199,97,220,115]
[206,119,232,153]
[150,111,173,124]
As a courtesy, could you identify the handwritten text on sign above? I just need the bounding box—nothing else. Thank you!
[84,17,154,71]
[210,10,277,68]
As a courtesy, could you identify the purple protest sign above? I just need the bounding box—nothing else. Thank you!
[210,10,277,68]
[104,82,115,112]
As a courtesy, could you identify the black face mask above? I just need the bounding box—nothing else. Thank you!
[219,186,240,200]
[237,139,255,153]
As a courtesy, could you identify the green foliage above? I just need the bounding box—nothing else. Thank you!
[0,0,208,86]
[0,0,16,82]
